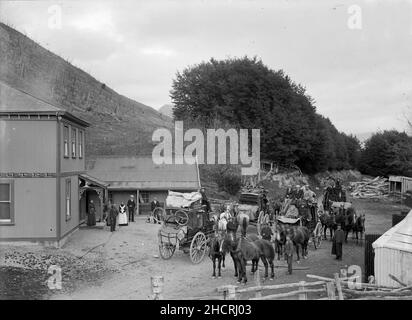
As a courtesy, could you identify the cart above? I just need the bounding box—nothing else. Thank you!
[157,207,215,264]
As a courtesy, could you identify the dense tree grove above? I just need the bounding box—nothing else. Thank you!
[359,131,412,177]
[171,57,361,174]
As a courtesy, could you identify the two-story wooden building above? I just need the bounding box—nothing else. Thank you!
[0,82,89,246]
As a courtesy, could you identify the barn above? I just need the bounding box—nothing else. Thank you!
[86,156,201,215]
[372,209,412,287]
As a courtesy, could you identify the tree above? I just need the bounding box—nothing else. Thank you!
[171,56,360,173]
[359,130,412,177]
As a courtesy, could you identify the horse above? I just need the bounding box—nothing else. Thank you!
[318,210,337,240]
[353,214,365,243]
[222,218,275,284]
[286,225,310,262]
[208,233,226,278]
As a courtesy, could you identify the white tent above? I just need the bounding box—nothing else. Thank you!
[372,209,412,287]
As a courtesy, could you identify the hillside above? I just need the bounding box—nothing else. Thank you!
[0,23,172,156]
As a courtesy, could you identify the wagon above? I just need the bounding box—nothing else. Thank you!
[276,214,324,249]
[157,207,215,264]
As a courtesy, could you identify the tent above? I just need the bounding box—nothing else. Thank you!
[372,209,412,287]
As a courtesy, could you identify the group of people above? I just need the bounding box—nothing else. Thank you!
[87,195,138,232]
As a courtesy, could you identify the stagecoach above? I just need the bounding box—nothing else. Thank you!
[157,192,216,264]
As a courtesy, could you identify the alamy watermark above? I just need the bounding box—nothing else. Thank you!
[152,121,260,176]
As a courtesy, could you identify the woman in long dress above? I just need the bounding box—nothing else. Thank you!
[87,200,96,226]
[118,202,128,226]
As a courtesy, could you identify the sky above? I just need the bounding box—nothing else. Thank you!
[1,0,411,136]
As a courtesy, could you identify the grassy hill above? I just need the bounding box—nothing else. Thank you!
[0,22,172,156]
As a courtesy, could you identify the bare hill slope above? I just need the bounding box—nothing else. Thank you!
[0,23,172,156]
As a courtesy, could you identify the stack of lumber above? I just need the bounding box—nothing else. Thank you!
[349,176,389,199]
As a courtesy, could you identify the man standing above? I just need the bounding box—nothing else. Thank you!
[200,187,211,212]
[333,224,345,260]
[108,204,118,232]
[284,234,294,275]
[150,197,161,223]
[127,195,136,222]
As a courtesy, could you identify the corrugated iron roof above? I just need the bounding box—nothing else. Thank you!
[86,156,200,190]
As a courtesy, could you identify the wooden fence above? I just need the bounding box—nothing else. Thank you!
[215,271,345,300]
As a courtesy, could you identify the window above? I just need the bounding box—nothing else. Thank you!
[63,125,69,158]
[71,128,77,158]
[65,179,71,220]
[78,130,83,159]
[140,191,149,203]
[0,181,14,224]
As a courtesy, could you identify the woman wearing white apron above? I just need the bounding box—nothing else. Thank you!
[118,202,128,226]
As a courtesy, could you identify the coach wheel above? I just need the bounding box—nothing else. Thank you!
[175,210,189,226]
[190,232,207,264]
[152,207,166,223]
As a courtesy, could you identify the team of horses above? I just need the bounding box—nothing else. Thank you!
[208,215,311,284]
[318,202,365,243]
[207,199,365,284]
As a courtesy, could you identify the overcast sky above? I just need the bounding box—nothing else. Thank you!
[1,0,411,135]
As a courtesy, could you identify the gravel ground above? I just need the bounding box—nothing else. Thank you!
[0,197,406,300]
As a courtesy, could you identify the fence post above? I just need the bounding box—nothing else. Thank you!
[218,285,237,300]
[334,273,344,300]
[298,281,307,300]
[326,281,336,300]
[151,276,164,300]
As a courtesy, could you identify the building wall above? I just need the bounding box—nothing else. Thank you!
[0,178,57,239]
[374,247,412,287]
[110,190,138,208]
[60,120,86,174]
[59,175,80,238]
[0,120,57,172]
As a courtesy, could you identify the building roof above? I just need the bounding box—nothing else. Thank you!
[0,82,90,126]
[373,209,412,254]
[86,156,201,191]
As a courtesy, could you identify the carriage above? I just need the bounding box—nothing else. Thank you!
[276,210,324,249]
[157,206,215,263]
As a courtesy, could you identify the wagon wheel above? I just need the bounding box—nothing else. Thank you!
[152,207,166,224]
[189,232,207,264]
[158,230,176,259]
[159,243,176,259]
[175,210,189,226]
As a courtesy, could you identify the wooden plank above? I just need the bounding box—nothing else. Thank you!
[235,280,326,294]
[249,288,325,300]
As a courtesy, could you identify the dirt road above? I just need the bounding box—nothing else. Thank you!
[0,197,407,300]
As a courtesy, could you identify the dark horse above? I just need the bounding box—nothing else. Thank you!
[208,233,226,278]
[286,225,310,262]
[222,218,275,284]
[319,210,337,240]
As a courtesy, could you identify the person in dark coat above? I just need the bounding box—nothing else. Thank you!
[200,187,211,212]
[332,224,345,260]
[87,200,96,226]
[108,204,118,232]
[127,195,136,222]
[284,235,294,274]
